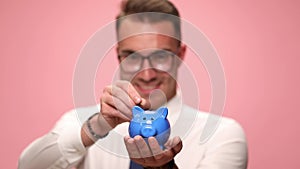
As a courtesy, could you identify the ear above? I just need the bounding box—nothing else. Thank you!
[132,106,144,116]
[158,107,168,119]
[176,44,186,67]
[178,44,186,60]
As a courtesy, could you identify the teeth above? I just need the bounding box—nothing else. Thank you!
[140,86,157,90]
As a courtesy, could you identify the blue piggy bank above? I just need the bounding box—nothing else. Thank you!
[129,106,171,148]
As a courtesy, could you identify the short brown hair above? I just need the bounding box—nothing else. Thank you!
[116,0,181,42]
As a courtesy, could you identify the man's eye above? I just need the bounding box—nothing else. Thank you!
[128,54,140,60]
[152,53,169,61]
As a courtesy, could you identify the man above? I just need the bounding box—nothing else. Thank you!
[19,0,248,168]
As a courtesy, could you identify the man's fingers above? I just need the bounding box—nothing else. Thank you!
[103,85,133,115]
[125,136,182,168]
[111,85,136,109]
[124,136,141,158]
[101,102,130,123]
[164,136,183,156]
[112,80,152,110]
[101,92,132,119]
[115,81,142,104]
[148,137,164,160]
[134,135,153,158]
[172,137,183,155]
[148,137,162,155]
[139,98,151,110]
[164,136,181,149]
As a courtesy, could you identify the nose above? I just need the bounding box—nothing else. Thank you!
[138,59,157,81]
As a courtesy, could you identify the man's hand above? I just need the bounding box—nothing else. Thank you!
[100,80,149,128]
[124,135,182,168]
[81,80,151,147]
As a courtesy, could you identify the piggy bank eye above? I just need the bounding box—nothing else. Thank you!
[143,117,146,120]
[150,117,154,121]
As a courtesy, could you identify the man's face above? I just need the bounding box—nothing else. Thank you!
[117,18,185,108]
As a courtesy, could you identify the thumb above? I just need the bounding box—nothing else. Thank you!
[139,98,151,110]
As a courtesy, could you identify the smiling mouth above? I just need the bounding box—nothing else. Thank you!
[135,83,161,95]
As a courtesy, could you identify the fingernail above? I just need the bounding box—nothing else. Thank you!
[128,138,134,143]
[140,99,150,109]
[134,96,141,103]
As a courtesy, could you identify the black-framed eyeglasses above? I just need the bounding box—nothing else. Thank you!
[118,50,178,73]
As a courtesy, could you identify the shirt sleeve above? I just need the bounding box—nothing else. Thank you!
[198,119,248,169]
[18,110,87,169]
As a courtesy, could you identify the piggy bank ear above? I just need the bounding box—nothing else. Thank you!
[132,106,144,116]
[157,107,168,119]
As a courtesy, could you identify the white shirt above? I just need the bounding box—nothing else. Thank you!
[19,94,248,169]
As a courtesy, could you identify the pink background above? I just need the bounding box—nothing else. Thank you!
[1,0,299,168]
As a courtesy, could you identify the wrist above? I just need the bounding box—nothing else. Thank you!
[84,113,111,141]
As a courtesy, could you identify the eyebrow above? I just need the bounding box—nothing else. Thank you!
[119,49,135,55]
[119,48,174,55]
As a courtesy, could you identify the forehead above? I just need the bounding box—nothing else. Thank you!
[118,18,178,51]
[118,18,176,38]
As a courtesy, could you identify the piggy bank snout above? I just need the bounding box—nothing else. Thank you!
[141,125,157,138]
